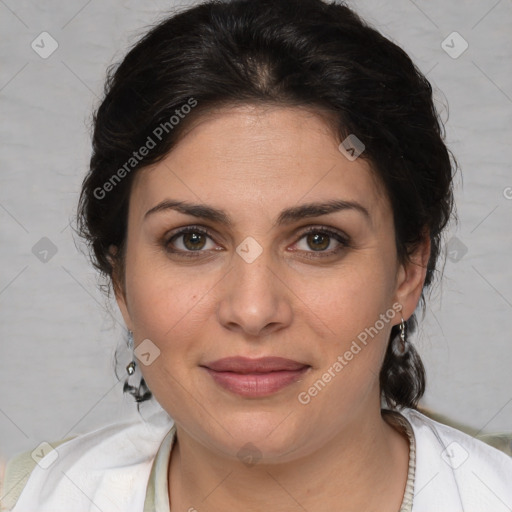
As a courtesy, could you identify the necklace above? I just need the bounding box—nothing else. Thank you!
[382,409,416,512]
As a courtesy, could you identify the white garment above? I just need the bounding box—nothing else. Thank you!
[2,407,511,511]
[402,408,512,511]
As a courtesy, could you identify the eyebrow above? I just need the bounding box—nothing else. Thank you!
[144,198,370,227]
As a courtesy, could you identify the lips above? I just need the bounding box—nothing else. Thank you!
[201,357,310,397]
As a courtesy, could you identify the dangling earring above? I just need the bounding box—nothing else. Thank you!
[126,329,136,376]
[124,330,152,403]
[397,316,408,354]
[391,310,409,357]
[400,316,406,351]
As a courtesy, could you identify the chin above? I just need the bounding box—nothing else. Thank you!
[195,408,312,464]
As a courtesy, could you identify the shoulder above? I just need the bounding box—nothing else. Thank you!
[400,408,512,512]
[1,437,74,512]
[0,409,174,512]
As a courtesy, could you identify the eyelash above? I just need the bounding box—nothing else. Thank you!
[163,225,350,259]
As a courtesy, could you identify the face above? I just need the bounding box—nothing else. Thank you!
[114,105,427,463]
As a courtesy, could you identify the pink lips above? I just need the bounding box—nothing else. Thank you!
[201,356,310,397]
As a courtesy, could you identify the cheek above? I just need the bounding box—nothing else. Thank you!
[297,273,394,410]
[124,261,220,387]
[291,257,397,394]
[297,258,396,335]
[124,247,212,336]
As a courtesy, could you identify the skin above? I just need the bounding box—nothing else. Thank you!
[112,104,430,511]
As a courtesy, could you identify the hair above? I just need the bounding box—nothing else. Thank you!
[76,0,457,410]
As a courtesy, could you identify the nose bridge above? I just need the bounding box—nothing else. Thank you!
[232,237,278,309]
[235,240,274,295]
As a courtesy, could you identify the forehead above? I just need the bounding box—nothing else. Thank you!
[130,105,388,224]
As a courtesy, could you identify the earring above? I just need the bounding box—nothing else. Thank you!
[126,360,136,376]
[123,330,152,403]
[126,329,135,376]
[400,317,406,350]
[396,316,408,355]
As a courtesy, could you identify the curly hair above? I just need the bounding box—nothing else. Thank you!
[76,0,457,409]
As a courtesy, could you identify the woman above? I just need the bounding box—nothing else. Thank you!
[1,0,511,510]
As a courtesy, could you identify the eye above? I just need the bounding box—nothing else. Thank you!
[164,226,218,256]
[292,227,349,257]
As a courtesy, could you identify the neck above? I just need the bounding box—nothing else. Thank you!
[168,405,410,512]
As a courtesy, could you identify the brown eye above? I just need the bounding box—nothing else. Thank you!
[293,227,350,257]
[165,227,216,255]
[181,232,207,251]
[306,232,330,251]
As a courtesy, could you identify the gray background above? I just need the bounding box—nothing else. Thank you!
[1,0,511,468]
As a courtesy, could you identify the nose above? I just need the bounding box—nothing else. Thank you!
[216,244,293,339]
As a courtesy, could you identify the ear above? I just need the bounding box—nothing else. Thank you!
[108,244,134,331]
[394,233,431,321]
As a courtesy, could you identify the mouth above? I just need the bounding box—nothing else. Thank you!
[200,356,311,398]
